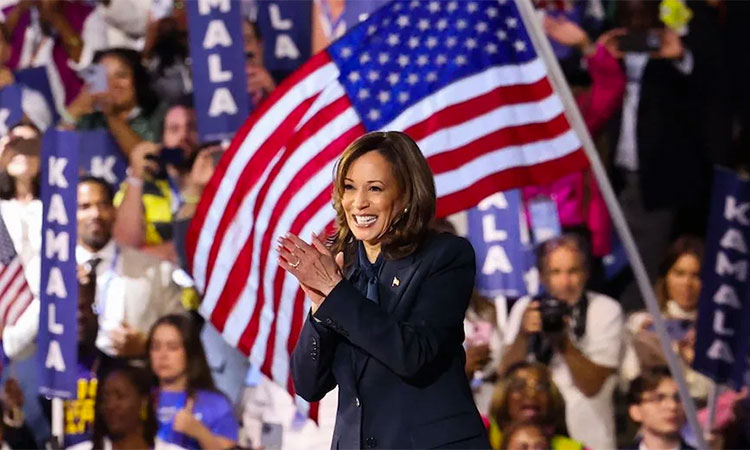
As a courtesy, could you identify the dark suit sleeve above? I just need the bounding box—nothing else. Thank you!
[313,237,475,378]
[290,310,340,402]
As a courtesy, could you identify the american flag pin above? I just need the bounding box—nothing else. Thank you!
[392,277,400,287]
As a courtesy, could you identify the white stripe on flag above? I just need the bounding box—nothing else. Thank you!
[222,109,358,350]
[434,128,582,197]
[418,94,566,158]
[383,58,547,132]
[194,62,340,292]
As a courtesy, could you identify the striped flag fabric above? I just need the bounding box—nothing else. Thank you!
[0,213,34,337]
[187,0,588,404]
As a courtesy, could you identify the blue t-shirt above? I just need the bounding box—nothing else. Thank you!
[156,389,238,449]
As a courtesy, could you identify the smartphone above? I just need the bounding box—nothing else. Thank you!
[6,136,40,156]
[617,30,662,53]
[81,64,108,93]
[160,147,185,167]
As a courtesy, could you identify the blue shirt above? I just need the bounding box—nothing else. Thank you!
[156,389,238,449]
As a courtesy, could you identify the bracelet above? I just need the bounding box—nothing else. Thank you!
[126,176,143,188]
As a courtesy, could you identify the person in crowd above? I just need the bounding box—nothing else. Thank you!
[500,234,624,450]
[70,48,165,156]
[112,98,218,265]
[500,420,551,450]
[0,24,53,132]
[145,16,192,104]
[68,365,157,450]
[523,18,626,263]
[488,362,584,450]
[0,124,41,303]
[625,366,694,450]
[3,176,185,361]
[0,379,37,449]
[147,314,239,450]
[3,255,113,447]
[284,131,489,448]
[609,0,708,312]
[621,236,712,403]
[0,0,108,112]
[465,291,501,417]
[243,19,277,108]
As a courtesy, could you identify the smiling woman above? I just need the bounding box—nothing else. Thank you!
[282,131,489,449]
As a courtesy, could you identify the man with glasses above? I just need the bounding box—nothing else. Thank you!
[626,366,694,450]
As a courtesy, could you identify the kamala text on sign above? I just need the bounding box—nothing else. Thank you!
[39,130,79,398]
[693,167,750,387]
[186,0,250,142]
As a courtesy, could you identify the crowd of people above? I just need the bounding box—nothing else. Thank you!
[0,0,747,448]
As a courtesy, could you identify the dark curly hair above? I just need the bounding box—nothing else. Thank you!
[93,48,159,117]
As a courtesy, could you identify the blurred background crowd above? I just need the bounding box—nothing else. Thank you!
[0,0,747,449]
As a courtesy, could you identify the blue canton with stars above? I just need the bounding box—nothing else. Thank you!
[329,0,537,131]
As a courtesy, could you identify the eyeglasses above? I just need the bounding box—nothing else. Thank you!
[641,392,682,405]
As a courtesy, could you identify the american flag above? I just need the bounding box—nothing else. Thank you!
[0,214,33,333]
[187,0,587,406]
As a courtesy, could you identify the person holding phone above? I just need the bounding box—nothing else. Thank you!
[607,0,707,313]
[71,48,167,158]
[147,314,239,450]
[112,97,222,267]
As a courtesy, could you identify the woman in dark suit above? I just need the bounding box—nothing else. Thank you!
[279,131,489,449]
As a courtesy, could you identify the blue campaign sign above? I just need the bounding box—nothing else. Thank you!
[186,0,250,142]
[39,130,79,398]
[467,190,533,298]
[78,131,128,190]
[14,67,59,123]
[0,84,24,136]
[528,196,562,244]
[693,167,750,387]
[316,0,388,41]
[257,0,312,78]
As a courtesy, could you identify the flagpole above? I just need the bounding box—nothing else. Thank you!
[513,0,708,448]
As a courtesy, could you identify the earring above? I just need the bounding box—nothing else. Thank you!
[403,207,408,214]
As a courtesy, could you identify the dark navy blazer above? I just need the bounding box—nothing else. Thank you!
[291,233,490,449]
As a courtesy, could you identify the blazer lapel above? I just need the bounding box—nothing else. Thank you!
[353,253,420,384]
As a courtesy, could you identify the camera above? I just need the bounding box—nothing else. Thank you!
[538,297,570,333]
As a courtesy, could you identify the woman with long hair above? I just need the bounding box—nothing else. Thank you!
[622,236,711,402]
[283,131,489,448]
[147,314,238,449]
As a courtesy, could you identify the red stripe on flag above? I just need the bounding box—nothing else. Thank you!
[204,95,320,307]
[427,113,573,174]
[207,98,351,332]
[235,122,365,358]
[405,77,554,142]
[187,52,333,273]
[436,149,589,217]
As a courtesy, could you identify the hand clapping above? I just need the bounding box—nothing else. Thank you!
[277,233,344,306]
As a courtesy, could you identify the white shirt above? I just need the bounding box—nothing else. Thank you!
[76,239,127,356]
[638,439,680,450]
[242,373,337,450]
[14,3,108,115]
[504,292,624,450]
[615,51,694,172]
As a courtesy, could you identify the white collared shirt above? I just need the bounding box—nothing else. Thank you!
[76,239,125,356]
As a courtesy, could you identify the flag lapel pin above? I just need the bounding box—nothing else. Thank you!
[392,276,400,287]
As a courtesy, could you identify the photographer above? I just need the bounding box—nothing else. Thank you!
[499,234,624,450]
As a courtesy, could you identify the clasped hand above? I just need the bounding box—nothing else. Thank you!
[277,233,344,306]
